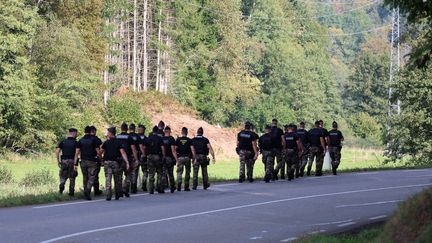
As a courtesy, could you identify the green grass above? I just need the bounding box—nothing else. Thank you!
[0,148,418,207]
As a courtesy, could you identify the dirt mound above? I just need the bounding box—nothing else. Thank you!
[139,91,239,160]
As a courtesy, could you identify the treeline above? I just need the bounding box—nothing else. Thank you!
[0,0,430,164]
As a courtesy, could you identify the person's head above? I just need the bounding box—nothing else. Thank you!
[314,120,320,128]
[300,121,305,129]
[271,118,278,127]
[287,124,295,132]
[332,121,338,129]
[107,127,116,138]
[245,121,252,130]
[293,124,297,131]
[121,123,128,132]
[138,124,146,134]
[68,128,78,138]
[129,123,136,132]
[152,126,159,134]
[181,127,188,136]
[164,126,171,136]
[84,126,92,134]
[158,120,165,130]
[89,126,97,135]
[318,120,324,128]
[197,127,204,135]
[264,125,271,134]
[284,124,289,132]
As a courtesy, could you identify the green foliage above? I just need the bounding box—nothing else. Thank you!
[350,112,383,145]
[105,93,151,127]
[20,169,56,187]
[386,64,432,165]
[0,166,13,184]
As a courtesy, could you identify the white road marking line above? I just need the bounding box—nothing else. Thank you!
[39,183,432,243]
[355,172,379,175]
[33,193,149,209]
[310,219,353,226]
[336,200,402,208]
[280,237,298,242]
[369,215,387,220]
[337,222,356,227]
[412,175,432,178]
[309,229,327,235]
[250,236,263,240]
[402,169,430,172]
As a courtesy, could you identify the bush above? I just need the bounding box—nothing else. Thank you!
[0,166,13,184]
[105,93,151,128]
[349,112,383,145]
[20,169,56,187]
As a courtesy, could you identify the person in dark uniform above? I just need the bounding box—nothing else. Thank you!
[143,126,166,194]
[128,123,141,194]
[192,127,216,190]
[328,121,344,175]
[271,119,285,180]
[237,121,259,183]
[319,120,330,148]
[89,126,103,196]
[56,128,78,196]
[74,126,101,200]
[297,122,310,177]
[137,124,148,191]
[157,120,165,137]
[162,126,177,193]
[116,123,139,197]
[259,125,274,183]
[100,127,131,201]
[282,124,303,181]
[307,121,326,176]
[175,127,194,191]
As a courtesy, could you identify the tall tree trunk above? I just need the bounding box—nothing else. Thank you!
[156,8,162,92]
[132,0,138,91]
[141,0,149,91]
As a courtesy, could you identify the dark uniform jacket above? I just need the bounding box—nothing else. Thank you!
[328,129,344,147]
[176,136,192,157]
[192,136,210,155]
[57,137,77,160]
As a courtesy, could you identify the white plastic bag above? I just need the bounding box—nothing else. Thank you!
[323,151,331,171]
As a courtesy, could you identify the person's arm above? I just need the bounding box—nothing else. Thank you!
[281,135,286,148]
[74,148,80,171]
[55,148,61,165]
[296,140,303,157]
[171,145,178,163]
[161,145,166,158]
[320,137,326,152]
[252,140,258,160]
[120,148,130,171]
[207,143,216,163]
[191,146,197,165]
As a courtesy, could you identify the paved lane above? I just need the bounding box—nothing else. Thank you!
[1,169,432,243]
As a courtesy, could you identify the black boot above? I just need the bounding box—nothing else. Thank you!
[332,166,337,175]
[142,183,147,192]
[84,191,92,201]
[131,183,137,194]
[306,168,311,176]
[239,176,245,183]
[204,183,210,190]
[59,184,65,194]
[170,186,176,193]
[115,192,120,200]
[177,183,182,192]
[68,190,74,197]
[106,190,112,201]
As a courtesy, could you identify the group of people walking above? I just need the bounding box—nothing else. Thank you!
[56,118,343,201]
[56,121,215,201]
[237,119,344,183]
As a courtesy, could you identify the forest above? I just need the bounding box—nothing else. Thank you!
[0,0,430,164]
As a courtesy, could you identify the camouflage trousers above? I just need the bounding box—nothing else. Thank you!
[59,159,77,193]
[308,146,324,175]
[140,156,149,190]
[93,161,101,193]
[283,149,299,180]
[273,148,284,178]
[328,146,342,168]
[177,156,191,189]
[262,150,275,181]
[299,149,309,176]
[80,160,97,194]
[163,157,176,189]
[239,150,255,180]
[193,154,209,189]
[121,157,134,194]
[104,160,122,198]
[147,154,163,193]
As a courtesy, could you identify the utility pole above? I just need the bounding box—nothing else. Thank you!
[387,7,401,152]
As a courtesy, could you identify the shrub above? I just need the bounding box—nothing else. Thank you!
[349,112,383,145]
[0,166,13,184]
[20,169,56,187]
[105,94,151,128]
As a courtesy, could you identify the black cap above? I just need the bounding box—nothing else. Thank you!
[182,127,188,133]
[158,120,165,127]
[314,120,320,126]
[107,127,116,134]
[245,121,252,129]
[300,121,305,126]
[164,126,171,131]
[319,120,324,124]
[272,118,278,123]
[89,126,97,132]
[197,127,204,135]
[69,128,78,133]
[138,124,145,129]
[121,123,128,131]
[129,123,136,129]
[265,125,271,130]
[84,126,92,134]
[152,126,159,133]
[332,121,338,128]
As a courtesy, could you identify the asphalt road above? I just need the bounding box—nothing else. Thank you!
[1,169,432,243]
